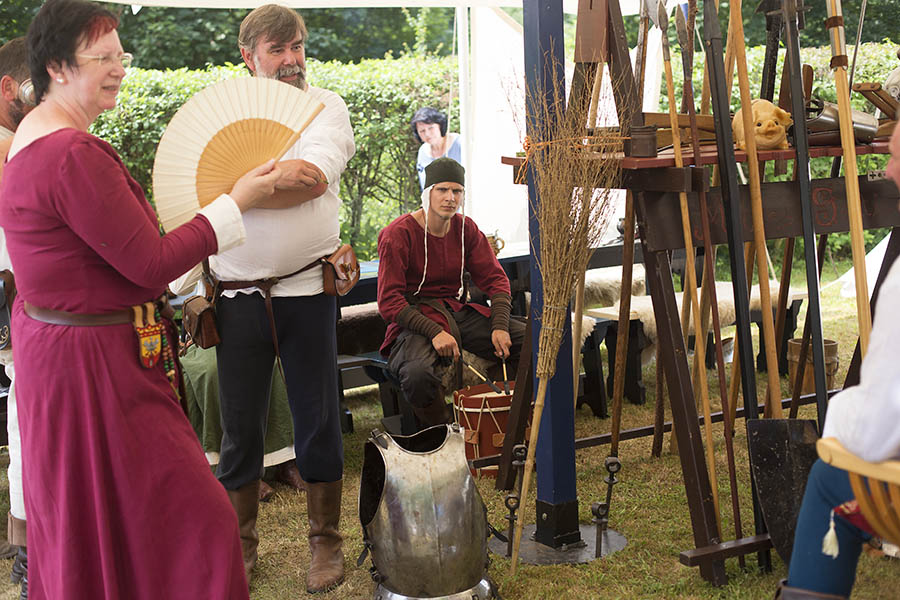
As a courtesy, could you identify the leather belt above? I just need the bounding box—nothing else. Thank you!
[25,296,174,327]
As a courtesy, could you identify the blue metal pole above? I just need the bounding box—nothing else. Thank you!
[522,0,580,547]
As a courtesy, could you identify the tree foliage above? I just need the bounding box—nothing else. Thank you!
[0,0,41,44]
[90,57,457,260]
[1,1,455,69]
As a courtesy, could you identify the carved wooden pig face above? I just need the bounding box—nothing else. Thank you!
[732,99,793,150]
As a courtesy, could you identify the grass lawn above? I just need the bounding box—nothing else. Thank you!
[0,257,897,599]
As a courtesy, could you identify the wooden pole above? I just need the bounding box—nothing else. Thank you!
[732,0,783,418]
[658,1,721,531]
[676,5,741,554]
[610,192,635,458]
[509,377,548,574]
[825,0,872,355]
[573,64,607,409]
[727,242,756,432]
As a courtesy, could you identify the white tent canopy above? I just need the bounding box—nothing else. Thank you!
[114,1,572,8]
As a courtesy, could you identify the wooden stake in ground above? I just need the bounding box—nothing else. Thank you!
[509,58,621,576]
[825,0,872,355]
[732,0,784,418]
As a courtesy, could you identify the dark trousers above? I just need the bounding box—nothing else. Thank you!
[387,308,526,408]
[788,459,870,596]
[215,292,343,490]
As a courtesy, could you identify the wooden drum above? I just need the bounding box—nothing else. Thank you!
[453,381,515,478]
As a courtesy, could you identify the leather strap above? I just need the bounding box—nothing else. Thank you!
[25,295,173,327]
[215,257,326,381]
[824,15,844,29]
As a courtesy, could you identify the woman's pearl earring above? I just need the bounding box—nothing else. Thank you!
[56,77,64,84]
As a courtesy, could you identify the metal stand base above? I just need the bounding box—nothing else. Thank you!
[488,524,626,565]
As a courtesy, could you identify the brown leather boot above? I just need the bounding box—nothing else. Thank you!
[274,460,306,492]
[7,513,26,548]
[774,579,848,599]
[305,480,344,593]
[226,481,260,583]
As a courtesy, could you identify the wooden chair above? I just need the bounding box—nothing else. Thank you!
[817,437,900,544]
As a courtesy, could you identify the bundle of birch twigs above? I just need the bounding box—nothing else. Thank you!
[509,60,624,574]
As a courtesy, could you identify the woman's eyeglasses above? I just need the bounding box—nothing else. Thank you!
[75,52,134,69]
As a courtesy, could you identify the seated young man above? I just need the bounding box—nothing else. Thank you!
[778,122,900,599]
[376,158,525,427]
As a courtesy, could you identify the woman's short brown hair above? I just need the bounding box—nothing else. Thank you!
[238,4,307,54]
[26,0,118,104]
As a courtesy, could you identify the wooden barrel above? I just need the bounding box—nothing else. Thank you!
[452,381,515,478]
[787,338,839,396]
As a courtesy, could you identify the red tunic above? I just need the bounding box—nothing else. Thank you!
[377,213,510,355]
[0,129,247,599]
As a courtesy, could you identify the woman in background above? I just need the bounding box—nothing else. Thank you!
[411,106,461,189]
[0,0,279,597]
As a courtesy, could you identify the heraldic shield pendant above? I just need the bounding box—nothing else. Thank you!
[358,424,496,600]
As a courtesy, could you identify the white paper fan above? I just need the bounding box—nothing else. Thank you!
[152,77,324,232]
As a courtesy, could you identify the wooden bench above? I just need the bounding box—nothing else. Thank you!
[584,282,808,405]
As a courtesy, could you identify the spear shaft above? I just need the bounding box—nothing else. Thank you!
[676,5,744,561]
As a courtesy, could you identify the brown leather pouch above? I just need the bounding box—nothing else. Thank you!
[321,244,360,297]
[183,295,220,349]
[0,269,16,351]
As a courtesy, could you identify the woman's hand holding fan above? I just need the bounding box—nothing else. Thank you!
[229,159,282,212]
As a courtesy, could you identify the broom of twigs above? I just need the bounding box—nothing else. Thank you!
[509,58,623,575]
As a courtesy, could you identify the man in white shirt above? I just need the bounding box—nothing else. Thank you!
[779,121,900,599]
[202,5,354,593]
[0,36,35,599]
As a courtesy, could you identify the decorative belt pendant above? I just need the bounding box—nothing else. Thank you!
[133,302,162,368]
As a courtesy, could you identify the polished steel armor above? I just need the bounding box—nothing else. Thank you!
[359,424,493,599]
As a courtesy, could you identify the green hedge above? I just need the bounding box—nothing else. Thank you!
[91,56,458,260]
[92,44,894,262]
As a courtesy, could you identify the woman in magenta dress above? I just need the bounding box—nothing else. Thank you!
[0,1,281,597]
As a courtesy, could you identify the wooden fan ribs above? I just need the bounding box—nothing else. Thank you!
[195,118,293,206]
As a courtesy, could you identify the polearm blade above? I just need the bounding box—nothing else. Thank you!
[825,0,872,354]
[675,7,690,54]
[757,0,783,101]
[633,0,651,107]
[781,0,829,427]
[678,2,696,114]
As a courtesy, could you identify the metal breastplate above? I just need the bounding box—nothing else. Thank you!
[359,424,490,599]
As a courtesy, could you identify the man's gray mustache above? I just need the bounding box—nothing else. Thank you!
[278,66,303,78]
